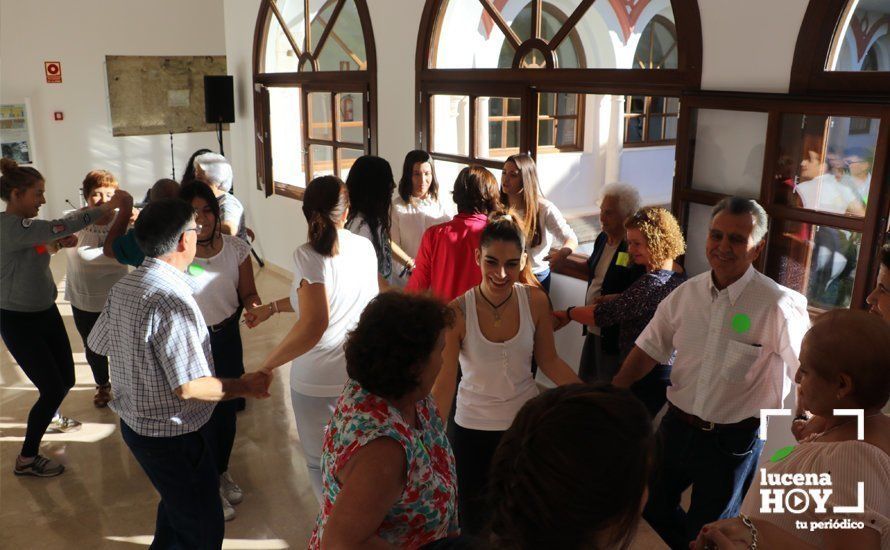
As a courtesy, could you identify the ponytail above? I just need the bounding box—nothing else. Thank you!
[0,158,43,201]
[303,175,348,257]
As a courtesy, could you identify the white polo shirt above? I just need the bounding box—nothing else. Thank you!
[635,266,810,424]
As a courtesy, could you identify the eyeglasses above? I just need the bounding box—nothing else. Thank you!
[185,224,203,234]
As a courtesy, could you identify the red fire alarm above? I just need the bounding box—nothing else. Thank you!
[45,61,62,83]
[53,111,64,121]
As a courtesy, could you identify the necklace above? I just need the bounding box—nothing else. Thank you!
[478,285,513,327]
[814,412,882,441]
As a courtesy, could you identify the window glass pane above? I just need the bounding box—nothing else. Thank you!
[430,94,470,156]
[665,115,678,140]
[263,12,300,73]
[336,92,364,144]
[308,92,332,140]
[629,96,646,114]
[316,0,367,71]
[683,202,713,277]
[279,0,307,54]
[774,114,876,218]
[650,96,665,114]
[310,144,335,178]
[574,3,676,68]
[542,8,583,69]
[539,93,555,116]
[433,0,515,68]
[827,0,890,71]
[558,93,578,115]
[666,97,680,113]
[690,109,767,198]
[337,147,363,179]
[556,118,576,146]
[309,0,338,54]
[538,120,554,146]
[647,115,664,142]
[766,221,862,309]
[626,115,643,143]
[478,96,521,161]
[269,87,305,187]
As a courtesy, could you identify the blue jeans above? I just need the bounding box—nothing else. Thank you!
[643,407,764,550]
[120,420,224,550]
[534,268,551,292]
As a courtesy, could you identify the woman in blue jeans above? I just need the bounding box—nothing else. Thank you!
[555,207,686,417]
[180,182,261,520]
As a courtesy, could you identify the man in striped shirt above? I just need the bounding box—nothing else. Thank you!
[88,198,270,549]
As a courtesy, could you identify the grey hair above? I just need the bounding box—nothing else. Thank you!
[599,182,641,218]
[711,197,769,244]
[194,152,233,192]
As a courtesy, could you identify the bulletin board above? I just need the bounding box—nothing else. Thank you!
[0,100,36,165]
[105,55,228,136]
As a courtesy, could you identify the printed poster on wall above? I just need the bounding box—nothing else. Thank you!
[0,102,34,165]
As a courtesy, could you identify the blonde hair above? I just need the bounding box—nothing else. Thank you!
[624,207,685,267]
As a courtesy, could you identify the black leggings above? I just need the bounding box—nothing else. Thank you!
[0,306,75,457]
[452,423,505,535]
[207,317,244,475]
[71,306,109,386]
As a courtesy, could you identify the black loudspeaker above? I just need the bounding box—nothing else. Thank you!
[204,75,235,123]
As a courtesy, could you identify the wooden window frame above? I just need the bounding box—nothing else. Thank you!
[536,92,584,152]
[623,95,679,148]
[672,92,890,311]
[252,0,377,200]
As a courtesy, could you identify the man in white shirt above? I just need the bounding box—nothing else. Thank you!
[613,197,809,549]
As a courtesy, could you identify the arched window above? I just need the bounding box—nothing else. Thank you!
[625,15,679,146]
[253,0,376,199]
[791,0,890,96]
[417,0,702,254]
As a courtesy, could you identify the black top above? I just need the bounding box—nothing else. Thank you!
[584,231,645,354]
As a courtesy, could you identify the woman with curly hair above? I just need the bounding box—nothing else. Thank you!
[556,207,686,416]
[245,175,379,500]
[310,292,458,549]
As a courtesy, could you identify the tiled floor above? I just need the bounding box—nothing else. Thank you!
[0,256,668,548]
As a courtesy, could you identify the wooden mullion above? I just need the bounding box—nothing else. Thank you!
[268,0,303,58]
[313,0,345,57]
[549,0,594,51]
[479,0,521,50]
[304,0,311,53]
[469,95,477,161]
[531,0,542,40]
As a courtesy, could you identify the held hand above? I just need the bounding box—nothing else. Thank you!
[691,518,751,550]
[552,310,571,331]
[244,304,273,328]
[241,371,272,399]
[544,247,570,264]
[129,207,140,224]
[792,414,828,442]
[108,189,133,211]
[56,234,79,248]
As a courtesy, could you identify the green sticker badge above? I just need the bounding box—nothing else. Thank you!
[731,313,751,334]
[770,445,795,463]
[187,263,205,277]
[615,251,630,267]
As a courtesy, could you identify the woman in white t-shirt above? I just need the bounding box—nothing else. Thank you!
[180,182,262,521]
[431,211,581,535]
[500,154,578,292]
[65,170,129,408]
[247,175,380,501]
[390,150,452,286]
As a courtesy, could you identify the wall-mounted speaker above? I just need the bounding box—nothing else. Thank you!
[204,75,235,123]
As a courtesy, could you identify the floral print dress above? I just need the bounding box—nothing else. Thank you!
[309,379,459,549]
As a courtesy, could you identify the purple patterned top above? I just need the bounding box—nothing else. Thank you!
[594,269,687,363]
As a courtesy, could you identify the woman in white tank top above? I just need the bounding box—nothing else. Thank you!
[432,211,581,535]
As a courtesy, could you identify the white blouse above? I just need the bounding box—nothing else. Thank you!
[391,195,452,259]
[189,235,252,326]
[523,198,577,275]
[64,220,129,312]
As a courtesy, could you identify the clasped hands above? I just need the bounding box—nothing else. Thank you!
[241,370,273,399]
[243,303,274,328]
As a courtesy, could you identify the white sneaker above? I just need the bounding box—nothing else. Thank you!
[220,471,243,504]
[220,488,236,521]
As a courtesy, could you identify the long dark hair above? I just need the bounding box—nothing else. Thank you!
[487,384,656,549]
[345,155,395,257]
[452,165,501,214]
[398,150,438,202]
[303,175,348,257]
[179,181,221,241]
[501,154,544,248]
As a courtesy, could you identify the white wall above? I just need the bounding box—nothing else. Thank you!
[0,0,230,220]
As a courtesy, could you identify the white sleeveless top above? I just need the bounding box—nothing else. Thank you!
[455,284,538,431]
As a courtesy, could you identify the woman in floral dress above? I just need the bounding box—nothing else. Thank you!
[310,292,459,549]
